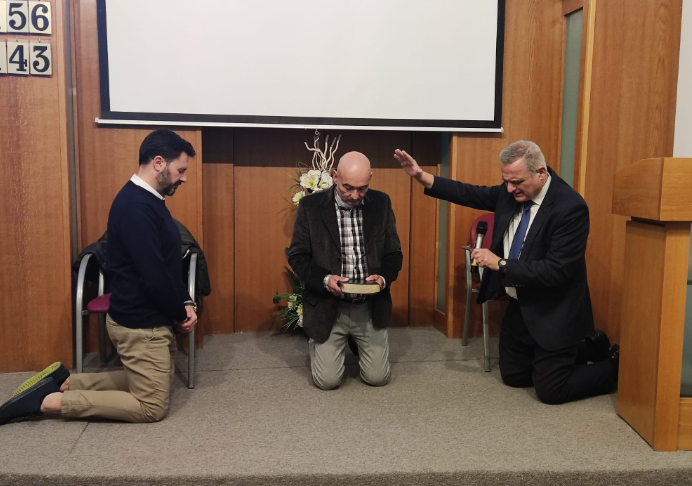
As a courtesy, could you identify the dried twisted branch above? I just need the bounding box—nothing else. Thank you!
[304,134,341,172]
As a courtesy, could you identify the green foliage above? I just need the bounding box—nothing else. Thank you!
[272,267,305,332]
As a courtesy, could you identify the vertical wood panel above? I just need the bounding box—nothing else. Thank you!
[617,221,688,450]
[409,133,440,327]
[617,222,666,445]
[202,128,234,335]
[584,0,681,341]
[0,0,73,371]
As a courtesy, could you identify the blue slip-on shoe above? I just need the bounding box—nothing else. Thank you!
[12,362,70,396]
[0,377,60,425]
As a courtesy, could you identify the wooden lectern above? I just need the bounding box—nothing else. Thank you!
[613,157,692,451]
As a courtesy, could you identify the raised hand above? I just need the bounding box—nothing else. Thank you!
[393,149,435,189]
[393,149,422,178]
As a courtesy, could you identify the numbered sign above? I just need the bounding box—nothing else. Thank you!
[28,1,50,35]
[29,40,49,75]
[0,2,7,33]
[7,40,28,74]
[7,1,28,34]
[0,41,6,73]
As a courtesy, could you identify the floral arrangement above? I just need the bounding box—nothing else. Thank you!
[272,267,305,331]
[289,133,341,206]
[273,133,341,332]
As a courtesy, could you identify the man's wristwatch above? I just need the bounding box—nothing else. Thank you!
[184,301,198,313]
[498,259,508,272]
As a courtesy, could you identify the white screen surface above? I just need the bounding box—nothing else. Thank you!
[98,0,504,131]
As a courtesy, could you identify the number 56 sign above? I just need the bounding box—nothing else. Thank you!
[0,1,52,35]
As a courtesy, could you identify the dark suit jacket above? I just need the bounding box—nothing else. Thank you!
[426,167,594,351]
[288,187,403,343]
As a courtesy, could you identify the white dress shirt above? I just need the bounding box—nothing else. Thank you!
[130,174,164,200]
[502,175,551,299]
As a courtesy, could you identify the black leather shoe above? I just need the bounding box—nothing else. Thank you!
[0,377,60,425]
[347,335,359,356]
[584,329,611,362]
[13,362,70,396]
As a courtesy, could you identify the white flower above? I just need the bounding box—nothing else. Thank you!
[297,304,304,326]
[288,294,298,309]
[300,170,322,190]
[318,171,333,190]
[292,191,306,206]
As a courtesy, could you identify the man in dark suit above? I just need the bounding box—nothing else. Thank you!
[288,151,403,390]
[394,140,618,404]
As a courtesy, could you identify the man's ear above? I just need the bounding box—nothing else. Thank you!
[152,155,166,173]
[332,170,339,183]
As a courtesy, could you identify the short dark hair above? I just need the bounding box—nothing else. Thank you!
[139,129,196,166]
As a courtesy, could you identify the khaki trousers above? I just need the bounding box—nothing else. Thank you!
[61,315,176,423]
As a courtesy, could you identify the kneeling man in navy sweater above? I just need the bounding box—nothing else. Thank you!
[1,129,198,425]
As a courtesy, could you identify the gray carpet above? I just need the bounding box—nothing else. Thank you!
[0,328,690,486]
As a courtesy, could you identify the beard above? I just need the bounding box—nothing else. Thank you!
[157,167,180,196]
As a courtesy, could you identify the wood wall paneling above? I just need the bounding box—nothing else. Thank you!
[408,132,440,327]
[583,0,682,341]
[0,0,73,371]
[202,128,234,335]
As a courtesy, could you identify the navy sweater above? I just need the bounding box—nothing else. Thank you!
[106,181,189,328]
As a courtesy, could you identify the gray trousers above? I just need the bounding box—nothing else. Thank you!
[309,301,390,390]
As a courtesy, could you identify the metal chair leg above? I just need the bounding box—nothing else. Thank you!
[462,249,473,346]
[76,311,84,374]
[482,301,490,372]
[187,253,197,389]
[98,313,107,363]
[75,254,91,374]
[188,328,195,389]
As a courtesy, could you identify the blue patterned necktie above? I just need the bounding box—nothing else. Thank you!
[508,201,534,259]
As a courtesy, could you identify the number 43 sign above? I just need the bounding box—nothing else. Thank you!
[0,40,51,75]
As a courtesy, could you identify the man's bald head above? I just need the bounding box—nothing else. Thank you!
[333,151,373,207]
[337,151,371,174]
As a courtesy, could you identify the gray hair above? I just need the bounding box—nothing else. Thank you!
[499,140,546,174]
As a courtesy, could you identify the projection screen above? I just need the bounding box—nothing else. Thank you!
[96,0,505,132]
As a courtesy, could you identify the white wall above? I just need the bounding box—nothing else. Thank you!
[674,0,692,157]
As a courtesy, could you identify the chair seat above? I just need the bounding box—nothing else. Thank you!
[87,293,111,313]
